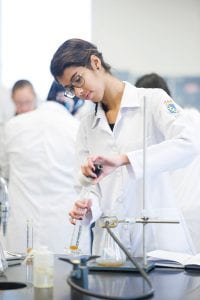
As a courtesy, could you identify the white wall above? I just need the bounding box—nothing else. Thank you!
[1,0,91,100]
[92,0,200,76]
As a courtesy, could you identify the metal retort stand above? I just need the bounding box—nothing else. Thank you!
[137,96,180,269]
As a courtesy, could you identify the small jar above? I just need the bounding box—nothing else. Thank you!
[33,246,54,288]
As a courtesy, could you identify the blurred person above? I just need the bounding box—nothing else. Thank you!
[47,80,94,120]
[50,38,199,257]
[11,79,37,115]
[135,73,171,96]
[0,85,14,123]
[135,73,200,252]
[1,80,37,173]
[0,95,91,254]
[171,108,200,252]
[0,85,14,175]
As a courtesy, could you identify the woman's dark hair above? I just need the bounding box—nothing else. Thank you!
[50,38,111,78]
[12,79,35,95]
[135,73,171,96]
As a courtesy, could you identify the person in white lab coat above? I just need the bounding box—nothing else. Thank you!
[11,79,37,115]
[0,98,90,254]
[135,73,200,253]
[47,80,94,120]
[50,38,199,256]
[171,108,200,252]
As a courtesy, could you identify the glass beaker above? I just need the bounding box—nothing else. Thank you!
[96,226,126,267]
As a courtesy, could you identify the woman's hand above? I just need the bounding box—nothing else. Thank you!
[81,154,130,184]
[69,199,92,224]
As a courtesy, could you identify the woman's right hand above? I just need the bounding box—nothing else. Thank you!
[81,154,130,184]
[69,199,92,224]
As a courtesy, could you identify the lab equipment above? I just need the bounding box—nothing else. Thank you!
[0,241,8,275]
[68,187,90,255]
[60,225,155,300]
[141,97,180,266]
[98,215,180,228]
[25,219,34,287]
[67,164,103,255]
[91,164,103,177]
[0,177,9,236]
[0,177,9,275]
[26,218,34,254]
[33,246,54,288]
[95,225,126,267]
[69,219,83,255]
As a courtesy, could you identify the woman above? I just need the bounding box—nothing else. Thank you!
[50,38,199,256]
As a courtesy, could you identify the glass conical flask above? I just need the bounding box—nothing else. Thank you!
[96,227,126,267]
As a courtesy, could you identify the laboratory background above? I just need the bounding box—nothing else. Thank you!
[1,0,200,115]
[0,0,200,299]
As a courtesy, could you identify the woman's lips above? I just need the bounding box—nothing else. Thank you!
[85,91,93,100]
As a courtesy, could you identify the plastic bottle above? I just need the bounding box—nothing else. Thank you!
[33,246,54,288]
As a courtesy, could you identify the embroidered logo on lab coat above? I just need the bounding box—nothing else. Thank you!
[167,103,177,113]
[164,99,178,114]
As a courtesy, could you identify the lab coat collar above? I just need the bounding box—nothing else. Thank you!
[91,82,141,128]
[120,82,141,108]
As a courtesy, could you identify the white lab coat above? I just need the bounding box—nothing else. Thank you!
[77,82,199,257]
[0,101,90,253]
[171,108,200,252]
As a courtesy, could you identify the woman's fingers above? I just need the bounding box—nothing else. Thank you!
[69,217,76,225]
[81,156,105,178]
[69,209,85,218]
[74,199,88,207]
[68,199,92,224]
[81,164,97,178]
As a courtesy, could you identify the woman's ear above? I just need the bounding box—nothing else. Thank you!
[90,55,101,71]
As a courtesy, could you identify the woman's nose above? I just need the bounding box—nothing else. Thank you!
[74,87,84,98]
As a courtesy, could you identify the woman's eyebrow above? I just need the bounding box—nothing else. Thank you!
[64,72,78,88]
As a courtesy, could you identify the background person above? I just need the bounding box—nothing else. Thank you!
[135,73,171,96]
[11,79,37,115]
[0,95,91,253]
[0,80,38,174]
[135,72,200,252]
[47,80,94,120]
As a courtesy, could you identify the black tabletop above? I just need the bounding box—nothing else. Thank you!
[1,256,200,300]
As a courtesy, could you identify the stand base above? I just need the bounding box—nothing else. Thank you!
[88,257,155,273]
